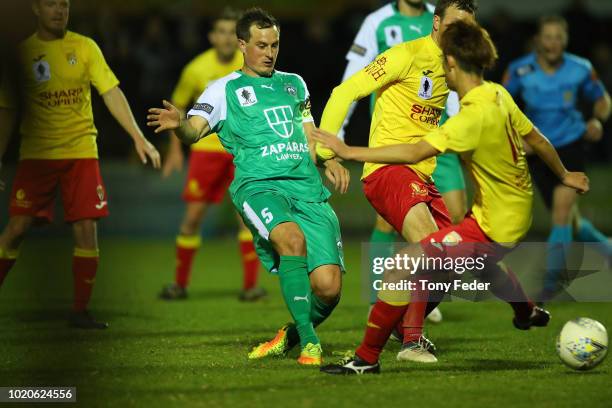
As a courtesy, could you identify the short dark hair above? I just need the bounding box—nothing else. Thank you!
[212,7,240,29]
[537,15,568,35]
[441,20,497,75]
[434,0,478,19]
[236,7,279,42]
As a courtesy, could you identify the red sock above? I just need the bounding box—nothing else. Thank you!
[356,300,409,364]
[402,301,428,343]
[238,231,259,290]
[175,235,201,288]
[402,277,430,343]
[73,248,99,312]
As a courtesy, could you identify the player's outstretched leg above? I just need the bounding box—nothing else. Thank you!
[269,265,342,354]
[483,262,550,330]
[70,219,107,329]
[249,223,320,365]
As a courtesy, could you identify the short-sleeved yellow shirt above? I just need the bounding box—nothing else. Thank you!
[18,31,119,160]
[171,49,242,152]
[424,82,534,243]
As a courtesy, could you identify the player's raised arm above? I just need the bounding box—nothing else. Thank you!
[316,46,413,160]
[147,100,211,145]
[102,87,161,169]
[312,128,438,165]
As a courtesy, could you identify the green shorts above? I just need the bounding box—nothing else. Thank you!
[432,153,466,194]
[235,191,344,274]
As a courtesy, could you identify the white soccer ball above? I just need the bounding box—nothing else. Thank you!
[556,318,608,370]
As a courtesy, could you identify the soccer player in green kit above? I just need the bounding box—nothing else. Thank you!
[147,8,349,366]
[340,1,467,315]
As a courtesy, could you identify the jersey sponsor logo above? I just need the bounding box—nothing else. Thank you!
[410,104,442,126]
[260,84,274,91]
[365,56,387,81]
[260,141,309,161]
[38,87,84,107]
[418,75,433,99]
[192,103,214,114]
[350,43,367,57]
[236,86,257,107]
[264,105,294,138]
[384,25,403,47]
[32,56,51,83]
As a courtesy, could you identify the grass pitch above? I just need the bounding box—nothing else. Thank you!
[1,237,611,407]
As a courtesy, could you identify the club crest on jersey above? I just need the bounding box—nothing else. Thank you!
[384,25,403,47]
[418,74,433,100]
[96,185,105,201]
[236,86,257,107]
[66,52,77,65]
[32,56,51,83]
[284,84,297,96]
[264,105,294,139]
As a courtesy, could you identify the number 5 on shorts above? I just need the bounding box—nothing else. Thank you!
[261,208,274,224]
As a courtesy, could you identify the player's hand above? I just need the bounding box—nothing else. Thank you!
[147,100,182,134]
[134,136,162,169]
[162,144,184,178]
[312,128,352,160]
[562,171,589,194]
[324,159,350,194]
[584,118,603,143]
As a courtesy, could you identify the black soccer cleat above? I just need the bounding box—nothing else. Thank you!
[69,310,109,329]
[238,287,268,302]
[320,355,380,375]
[159,283,188,300]
[513,306,551,330]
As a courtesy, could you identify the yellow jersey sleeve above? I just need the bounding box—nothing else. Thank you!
[85,38,119,95]
[424,103,483,153]
[171,65,198,110]
[501,87,533,137]
[317,45,413,159]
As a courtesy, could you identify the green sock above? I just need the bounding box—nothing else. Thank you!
[278,256,319,347]
[369,229,397,304]
[286,294,340,348]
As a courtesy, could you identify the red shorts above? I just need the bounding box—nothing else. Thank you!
[182,151,234,203]
[9,159,109,223]
[363,165,451,234]
[420,215,508,263]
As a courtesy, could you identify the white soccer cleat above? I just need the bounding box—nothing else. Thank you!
[396,336,438,363]
[426,306,443,323]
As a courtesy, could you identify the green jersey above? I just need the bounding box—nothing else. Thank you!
[188,70,329,203]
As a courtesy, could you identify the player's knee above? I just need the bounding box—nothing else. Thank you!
[311,269,342,302]
[180,218,201,235]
